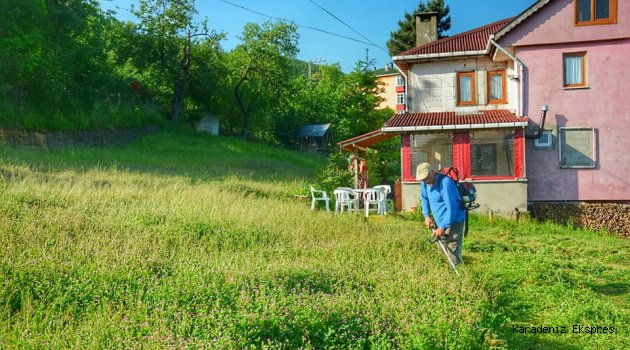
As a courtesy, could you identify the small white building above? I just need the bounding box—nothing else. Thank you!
[196,113,219,135]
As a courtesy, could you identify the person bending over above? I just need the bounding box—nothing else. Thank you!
[416,162,465,265]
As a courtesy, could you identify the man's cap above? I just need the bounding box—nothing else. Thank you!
[416,162,434,181]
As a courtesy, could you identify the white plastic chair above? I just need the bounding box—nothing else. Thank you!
[333,188,355,214]
[373,185,391,215]
[336,187,360,211]
[363,188,386,217]
[310,185,330,212]
[373,185,391,195]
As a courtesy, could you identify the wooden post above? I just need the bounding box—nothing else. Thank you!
[511,207,521,222]
[394,179,402,212]
[488,210,494,222]
[353,154,358,189]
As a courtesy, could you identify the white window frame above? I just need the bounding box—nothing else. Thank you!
[563,52,587,88]
[396,74,404,86]
[534,130,553,148]
[559,127,596,168]
[396,93,405,104]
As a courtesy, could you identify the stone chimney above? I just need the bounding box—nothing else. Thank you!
[415,12,438,47]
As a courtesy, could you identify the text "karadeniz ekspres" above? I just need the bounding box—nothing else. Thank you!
[512,325,615,335]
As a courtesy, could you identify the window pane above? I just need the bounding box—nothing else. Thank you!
[470,130,515,176]
[595,0,610,19]
[577,0,591,22]
[397,93,404,104]
[471,144,497,175]
[560,128,595,167]
[490,74,503,100]
[564,56,583,85]
[411,133,453,173]
[459,76,471,101]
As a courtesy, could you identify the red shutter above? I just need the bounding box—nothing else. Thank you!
[452,132,471,179]
[514,129,524,178]
[402,134,414,181]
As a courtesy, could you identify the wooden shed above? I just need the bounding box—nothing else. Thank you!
[296,123,333,154]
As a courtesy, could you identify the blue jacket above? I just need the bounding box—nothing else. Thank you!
[420,173,465,229]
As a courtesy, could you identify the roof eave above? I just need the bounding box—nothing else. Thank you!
[382,122,528,133]
[393,50,489,62]
[494,0,552,42]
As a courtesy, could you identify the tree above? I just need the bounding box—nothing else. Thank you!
[333,59,389,141]
[226,21,299,140]
[386,0,451,56]
[132,0,224,123]
[1,0,117,113]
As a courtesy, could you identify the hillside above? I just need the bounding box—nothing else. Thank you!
[0,129,628,349]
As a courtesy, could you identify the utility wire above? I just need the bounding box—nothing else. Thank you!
[218,0,381,48]
[306,0,387,53]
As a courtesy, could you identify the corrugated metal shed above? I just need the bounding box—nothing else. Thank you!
[296,123,331,138]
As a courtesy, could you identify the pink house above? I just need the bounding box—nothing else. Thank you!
[339,0,629,224]
[495,0,630,204]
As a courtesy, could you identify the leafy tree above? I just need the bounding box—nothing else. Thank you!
[0,0,47,107]
[186,39,227,118]
[333,59,389,141]
[386,0,451,56]
[226,21,299,140]
[132,0,224,123]
[1,0,119,116]
[272,64,345,146]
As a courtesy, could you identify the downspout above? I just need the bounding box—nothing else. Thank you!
[490,36,524,117]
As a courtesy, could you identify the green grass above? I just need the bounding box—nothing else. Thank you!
[464,216,629,349]
[0,99,165,131]
[0,128,628,349]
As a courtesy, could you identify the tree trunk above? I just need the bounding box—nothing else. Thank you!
[234,67,251,140]
[170,30,191,123]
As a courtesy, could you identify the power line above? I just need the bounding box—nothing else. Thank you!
[306,0,387,53]
[218,0,382,49]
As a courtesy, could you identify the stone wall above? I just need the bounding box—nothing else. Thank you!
[407,56,516,113]
[0,127,159,149]
[529,202,630,237]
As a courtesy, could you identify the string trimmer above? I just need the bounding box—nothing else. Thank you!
[427,227,460,276]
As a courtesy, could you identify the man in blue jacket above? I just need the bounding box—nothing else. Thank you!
[416,162,465,265]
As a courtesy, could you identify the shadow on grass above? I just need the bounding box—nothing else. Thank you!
[588,282,628,296]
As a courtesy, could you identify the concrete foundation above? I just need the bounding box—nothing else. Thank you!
[401,180,528,216]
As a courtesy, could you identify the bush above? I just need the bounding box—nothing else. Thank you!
[316,151,353,193]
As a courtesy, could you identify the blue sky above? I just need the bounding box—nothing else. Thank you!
[100,0,535,72]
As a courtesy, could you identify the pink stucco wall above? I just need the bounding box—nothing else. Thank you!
[520,40,630,201]
[501,0,630,47]
[501,0,630,201]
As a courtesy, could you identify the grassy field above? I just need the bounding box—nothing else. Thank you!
[0,128,628,349]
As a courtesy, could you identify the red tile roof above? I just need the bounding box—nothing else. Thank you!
[384,110,527,128]
[397,18,513,57]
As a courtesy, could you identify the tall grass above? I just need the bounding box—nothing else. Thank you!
[0,129,627,349]
[0,99,165,131]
